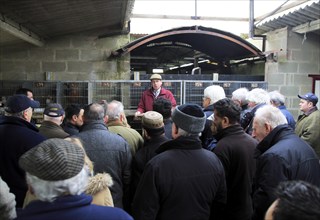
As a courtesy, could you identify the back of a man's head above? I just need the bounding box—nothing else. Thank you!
[153,98,172,119]
[213,98,241,124]
[106,100,123,121]
[270,180,320,220]
[83,103,105,122]
[204,85,226,105]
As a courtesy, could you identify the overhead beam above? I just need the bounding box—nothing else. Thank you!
[132,14,248,22]
[292,19,320,34]
[0,13,44,47]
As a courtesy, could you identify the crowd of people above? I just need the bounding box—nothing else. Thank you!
[0,75,320,220]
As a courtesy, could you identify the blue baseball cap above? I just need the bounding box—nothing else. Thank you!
[5,95,40,113]
[298,92,318,105]
[44,103,65,117]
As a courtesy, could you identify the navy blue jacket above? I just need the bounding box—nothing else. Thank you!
[252,124,320,220]
[0,116,46,207]
[16,194,133,220]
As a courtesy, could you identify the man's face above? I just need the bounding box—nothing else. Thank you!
[26,91,34,100]
[299,99,312,113]
[211,112,224,136]
[75,109,84,127]
[252,119,269,142]
[202,96,210,108]
[151,79,162,90]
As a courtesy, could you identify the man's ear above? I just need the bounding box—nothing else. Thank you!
[265,123,272,133]
[104,115,109,124]
[222,116,229,128]
[71,114,78,121]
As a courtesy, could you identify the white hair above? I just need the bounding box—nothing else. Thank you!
[204,85,226,105]
[43,115,63,125]
[246,88,270,105]
[106,100,124,120]
[268,90,285,106]
[254,105,287,129]
[232,88,249,103]
[26,166,90,202]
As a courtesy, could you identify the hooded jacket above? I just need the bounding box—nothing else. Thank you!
[0,116,46,208]
[252,124,320,220]
[132,136,227,220]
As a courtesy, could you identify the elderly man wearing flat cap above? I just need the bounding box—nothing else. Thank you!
[135,74,176,117]
[295,92,320,157]
[16,138,133,220]
[132,104,227,220]
[0,95,46,208]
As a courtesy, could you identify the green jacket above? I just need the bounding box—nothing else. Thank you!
[295,108,320,157]
[107,120,144,156]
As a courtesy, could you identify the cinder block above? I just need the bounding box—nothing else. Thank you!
[42,62,66,72]
[56,49,79,60]
[67,61,93,72]
[29,49,54,60]
[80,50,103,61]
[278,62,298,73]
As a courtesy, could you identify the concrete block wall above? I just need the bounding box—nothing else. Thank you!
[0,34,131,81]
[265,27,320,119]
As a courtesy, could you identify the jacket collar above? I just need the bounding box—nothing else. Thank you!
[0,115,39,132]
[255,124,292,158]
[80,120,107,132]
[107,120,124,127]
[156,135,202,154]
[305,106,318,116]
[214,124,244,141]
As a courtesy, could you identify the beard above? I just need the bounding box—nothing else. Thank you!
[211,121,223,136]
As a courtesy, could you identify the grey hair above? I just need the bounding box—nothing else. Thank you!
[4,108,29,118]
[106,100,124,121]
[204,85,226,105]
[176,126,201,137]
[26,166,90,202]
[232,87,249,104]
[246,88,270,105]
[254,105,287,129]
[83,103,105,122]
[269,90,285,106]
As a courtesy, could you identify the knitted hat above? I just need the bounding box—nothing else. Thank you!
[172,104,206,134]
[5,95,40,113]
[19,138,85,181]
[44,103,65,117]
[142,111,164,129]
[150,74,162,80]
[298,92,318,105]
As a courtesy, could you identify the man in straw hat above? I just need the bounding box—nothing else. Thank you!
[16,138,133,220]
[132,104,226,220]
[135,74,176,117]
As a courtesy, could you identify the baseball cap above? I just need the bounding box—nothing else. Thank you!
[298,93,318,105]
[5,95,40,113]
[44,103,65,117]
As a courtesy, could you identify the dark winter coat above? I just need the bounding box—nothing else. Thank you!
[62,122,80,136]
[16,194,133,220]
[213,124,257,220]
[0,116,46,207]
[75,121,132,210]
[132,136,227,220]
[39,120,69,139]
[252,124,320,220]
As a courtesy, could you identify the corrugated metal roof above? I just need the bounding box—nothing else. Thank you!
[256,0,320,33]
